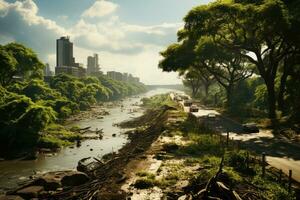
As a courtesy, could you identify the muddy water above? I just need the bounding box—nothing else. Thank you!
[0,88,180,192]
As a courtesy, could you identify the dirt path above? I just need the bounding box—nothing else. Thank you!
[188,104,300,183]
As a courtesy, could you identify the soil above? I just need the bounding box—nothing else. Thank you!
[39,107,172,199]
[5,97,300,200]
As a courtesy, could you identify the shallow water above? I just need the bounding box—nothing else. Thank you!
[0,88,180,192]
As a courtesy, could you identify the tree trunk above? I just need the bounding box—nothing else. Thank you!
[192,84,197,98]
[278,58,291,113]
[266,81,277,121]
[278,69,289,113]
[204,83,209,97]
[225,86,233,111]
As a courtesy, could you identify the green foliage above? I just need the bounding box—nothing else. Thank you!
[0,91,57,155]
[4,43,44,79]
[0,46,17,86]
[251,176,296,200]
[0,42,146,156]
[141,94,177,109]
[254,84,268,110]
[20,80,62,102]
[38,124,82,149]
[160,0,300,120]
[177,133,222,156]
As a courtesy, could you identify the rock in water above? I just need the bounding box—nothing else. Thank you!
[0,195,24,200]
[61,172,90,187]
[16,186,44,199]
[32,172,62,191]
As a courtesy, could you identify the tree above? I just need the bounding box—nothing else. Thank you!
[4,43,44,80]
[159,35,252,109]
[0,46,17,86]
[182,0,294,120]
[182,68,203,97]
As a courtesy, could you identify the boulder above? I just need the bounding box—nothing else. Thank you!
[61,172,90,187]
[16,186,44,199]
[33,172,62,191]
[0,195,24,200]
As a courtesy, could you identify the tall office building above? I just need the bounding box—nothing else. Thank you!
[56,36,74,67]
[55,36,86,77]
[87,54,100,75]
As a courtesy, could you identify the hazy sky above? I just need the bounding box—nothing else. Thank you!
[0,0,210,84]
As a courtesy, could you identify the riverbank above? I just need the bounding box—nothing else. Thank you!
[0,89,178,196]
[3,93,297,199]
[0,101,122,161]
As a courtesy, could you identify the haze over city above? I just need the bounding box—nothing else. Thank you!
[0,0,209,84]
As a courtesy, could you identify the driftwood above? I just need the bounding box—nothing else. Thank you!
[79,127,91,131]
[195,156,243,200]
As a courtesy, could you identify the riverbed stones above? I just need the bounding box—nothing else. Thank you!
[0,195,24,200]
[61,171,90,187]
[16,186,44,199]
[32,172,62,191]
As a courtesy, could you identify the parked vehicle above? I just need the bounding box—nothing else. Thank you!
[183,100,193,106]
[242,123,259,133]
[207,113,217,119]
[180,95,190,100]
[190,105,199,112]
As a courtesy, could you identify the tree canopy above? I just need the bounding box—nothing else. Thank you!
[160,0,300,122]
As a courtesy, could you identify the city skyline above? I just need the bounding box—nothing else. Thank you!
[0,0,209,84]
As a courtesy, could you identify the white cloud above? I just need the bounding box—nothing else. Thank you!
[0,0,9,17]
[70,16,181,54]
[0,0,65,59]
[0,0,182,84]
[82,0,118,18]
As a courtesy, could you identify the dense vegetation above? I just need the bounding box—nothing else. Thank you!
[159,0,300,127]
[0,43,146,158]
[130,94,296,199]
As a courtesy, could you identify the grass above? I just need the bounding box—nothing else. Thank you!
[176,133,223,157]
[128,94,296,199]
[251,175,296,200]
[37,124,82,149]
[141,94,179,109]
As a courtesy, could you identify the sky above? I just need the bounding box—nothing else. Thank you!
[0,0,210,84]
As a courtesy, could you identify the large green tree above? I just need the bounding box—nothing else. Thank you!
[182,0,297,120]
[4,43,44,81]
[160,35,252,109]
[0,46,17,86]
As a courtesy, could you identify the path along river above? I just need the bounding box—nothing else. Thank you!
[0,88,180,193]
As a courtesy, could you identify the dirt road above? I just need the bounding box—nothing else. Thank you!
[179,98,300,183]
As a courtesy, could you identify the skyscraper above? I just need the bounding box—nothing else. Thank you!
[87,53,100,75]
[55,36,86,77]
[56,36,74,67]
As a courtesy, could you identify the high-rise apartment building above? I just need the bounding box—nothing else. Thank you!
[55,36,86,77]
[87,54,100,75]
[56,36,74,67]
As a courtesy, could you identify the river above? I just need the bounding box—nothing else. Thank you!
[0,88,181,192]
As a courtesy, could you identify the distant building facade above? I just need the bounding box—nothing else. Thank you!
[106,71,140,83]
[55,36,86,78]
[43,63,54,76]
[107,71,123,81]
[87,54,101,75]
